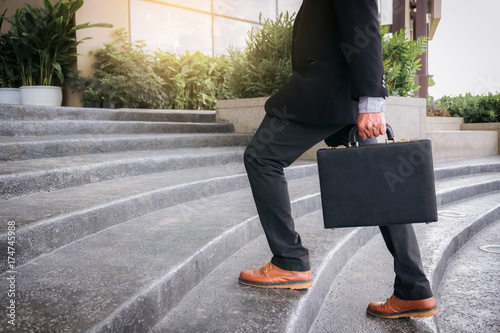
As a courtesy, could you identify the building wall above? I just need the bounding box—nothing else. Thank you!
[130,0,302,56]
[67,0,129,106]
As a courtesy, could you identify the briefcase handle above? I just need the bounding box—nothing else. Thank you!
[348,123,395,146]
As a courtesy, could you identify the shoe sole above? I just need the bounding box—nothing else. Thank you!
[366,307,439,319]
[238,278,313,290]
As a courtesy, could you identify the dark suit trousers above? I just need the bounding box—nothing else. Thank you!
[243,114,433,300]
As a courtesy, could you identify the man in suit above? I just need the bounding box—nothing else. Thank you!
[238,0,439,319]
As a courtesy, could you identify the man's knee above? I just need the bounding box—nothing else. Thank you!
[244,145,259,168]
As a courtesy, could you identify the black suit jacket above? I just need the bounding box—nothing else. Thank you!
[265,0,388,125]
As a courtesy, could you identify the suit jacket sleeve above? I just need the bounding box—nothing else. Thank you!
[331,0,388,101]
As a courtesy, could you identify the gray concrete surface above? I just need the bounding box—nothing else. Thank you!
[0,120,234,136]
[312,190,500,332]
[0,133,252,161]
[0,162,316,273]
[0,176,323,333]
[0,104,217,122]
[0,147,245,200]
[437,220,500,333]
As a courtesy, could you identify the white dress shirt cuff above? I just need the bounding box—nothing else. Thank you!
[359,96,386,113]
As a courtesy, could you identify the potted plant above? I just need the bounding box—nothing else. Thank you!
[0,9,22,104]
[4,0,111,106]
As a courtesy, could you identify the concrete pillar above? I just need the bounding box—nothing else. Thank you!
[392,0,411,38]
[414,0,428,98]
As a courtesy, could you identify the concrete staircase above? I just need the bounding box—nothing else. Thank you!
[1,104,499,332]
[426,117,498,161]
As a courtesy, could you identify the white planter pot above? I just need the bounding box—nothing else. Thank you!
[20,86,63,106]
[0,88,22,104]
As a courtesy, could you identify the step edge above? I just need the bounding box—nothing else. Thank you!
[66,184,500,332]
[0,149,246,201]
[291,194,500,333]
[89,194,322,333]
[0,164,318,272]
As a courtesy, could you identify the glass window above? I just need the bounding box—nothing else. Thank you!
[141,0,212,12]
[130,0,212,55]
[213,16,255,55]
[277,0,302,15]
[213,0,276,22]
[379,0,393,25]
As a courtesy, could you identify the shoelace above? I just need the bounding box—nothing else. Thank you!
[263,262,273,275]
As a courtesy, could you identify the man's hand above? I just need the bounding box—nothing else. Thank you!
[356,112,386,141]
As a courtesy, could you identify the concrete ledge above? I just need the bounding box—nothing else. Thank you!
[216,96,427,160]
[216,97,267,134]
[0,133,253,161]
[462,122,500,154]
[0,104,216,122]
[426,116,464,131]
[0,120,234,136]
[427,131,498,161]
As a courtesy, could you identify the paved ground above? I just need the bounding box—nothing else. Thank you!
[436,220,500,333]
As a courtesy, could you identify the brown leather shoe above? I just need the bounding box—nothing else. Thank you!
[239,262,313,289]
[367,294,438,318]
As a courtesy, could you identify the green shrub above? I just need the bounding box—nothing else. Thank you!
[225,12,294,99]
[72,30,227,109]
[437,93,500,123]
[426,96,450,117]
[154,51,230,110]
[225,16,427,99]
[381,26,428,97]
[71,30,168,108]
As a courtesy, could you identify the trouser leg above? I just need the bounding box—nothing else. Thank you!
[243,115,344,271]
[379,224,434,300]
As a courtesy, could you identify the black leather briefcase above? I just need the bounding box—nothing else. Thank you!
[317,124,438,228]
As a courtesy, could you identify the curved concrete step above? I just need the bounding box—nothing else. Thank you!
[311,190,500,333]
[0,162,317,273]
[0,120,234,136]
[0,133,252,161]
[0,176,323,333]
[148,162,500,332]
[2,157,499,332]
[0,147,245,200]
[0,104,217,122]
[435,220,500,333]
[152,186,500,333]
[153,210,378,333]
[434,155,500,180]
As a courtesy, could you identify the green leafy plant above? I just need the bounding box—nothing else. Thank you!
[225,12,294,99]
[225,15,427,99]
[381,26,428,97]
[426,96,450,117]
[0,10,21,88]
[5,0,111,87]
[436,93,500,123]
[154,50,230,110]
[72,29,168,108]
